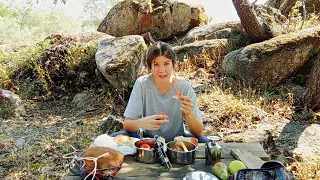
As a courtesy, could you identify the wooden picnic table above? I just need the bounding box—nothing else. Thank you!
[67,142,269,180]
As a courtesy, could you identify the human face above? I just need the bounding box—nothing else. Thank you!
[151,56,175,83]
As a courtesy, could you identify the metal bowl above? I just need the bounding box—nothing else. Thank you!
[134,138,158,164]
[166,141,196,165]
[183,171,219,180]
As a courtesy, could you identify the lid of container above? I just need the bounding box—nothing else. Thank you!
[183,171,219,180]
[207,135,221,142]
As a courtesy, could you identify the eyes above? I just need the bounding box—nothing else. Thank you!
[153,62,172,67]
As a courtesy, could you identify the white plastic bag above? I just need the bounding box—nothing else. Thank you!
[91,134,139,156]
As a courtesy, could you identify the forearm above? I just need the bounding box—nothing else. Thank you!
[185,112,203,137]
[123,118,143,132]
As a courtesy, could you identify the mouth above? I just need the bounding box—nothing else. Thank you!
[158,75,167,79]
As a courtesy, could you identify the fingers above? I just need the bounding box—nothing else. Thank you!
[179,95,192,102]
[181,100,193,110]
[181,99,193,107]
[150,120,169,130]
[181,100,193,115]
[155,114,168,120]
[151,125,161,130]
[181,106,191,115]
[155,119,169,124]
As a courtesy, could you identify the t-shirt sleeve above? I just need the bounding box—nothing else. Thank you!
[124,80,143,119]
[185,83,202,122]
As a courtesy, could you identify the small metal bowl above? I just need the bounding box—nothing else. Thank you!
[183,171,219,180]
[134,138,158,164]
[166,141,196,165]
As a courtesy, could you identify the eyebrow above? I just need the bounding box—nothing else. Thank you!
[153,60,171,63]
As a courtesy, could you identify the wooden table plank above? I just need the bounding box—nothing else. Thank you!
[231,149,265,168]
[195,142,269,161]
[220,142,270,161]
[114,156,232,179]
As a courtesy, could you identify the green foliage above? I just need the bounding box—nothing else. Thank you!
[0,40,52,93]
[65,41,97,72]
[0,106,9,119]
[80,0,121,28]
[0,49,10,82]
[0,0,123,44]
[0,36,98,98]
[0,1,81,45]
[0,1,19,18]
[19,78,45,98]
[29,9,81,40]
[53,0,67,5]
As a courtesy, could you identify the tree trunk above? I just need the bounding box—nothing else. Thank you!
[232,0,273,43]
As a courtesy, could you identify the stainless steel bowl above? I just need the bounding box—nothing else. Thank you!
[166,141,196,165]
[183,171,219,180]
[134,138,158,164]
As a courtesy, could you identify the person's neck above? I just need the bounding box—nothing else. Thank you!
[153,75,176,95]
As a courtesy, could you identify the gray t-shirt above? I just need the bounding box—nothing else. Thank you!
[124,73,202,142]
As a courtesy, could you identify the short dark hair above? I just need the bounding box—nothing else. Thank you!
[145,41,176,70]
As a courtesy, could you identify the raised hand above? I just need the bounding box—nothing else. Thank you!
[179,95,193,117]
[141,114,169,130]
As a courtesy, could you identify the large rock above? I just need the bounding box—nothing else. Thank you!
[292,124,320,161]
[174,39,230,68]
[0,89,26,119]
[180,21,243,45]
[253,4,288,36]
[45,32,112,44]
[97,0,207,40]
[222,26,320,89]
[72,90,98,111]
[303,55,320,112]
[99,115,124,134]
[32,32,113,92]
[276,122,320,162]
[95,35,147,90]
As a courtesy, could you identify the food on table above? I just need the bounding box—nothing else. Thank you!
[174,136,198,146]
[172,146,181,151]
[172,93,183,100]
[135,139,155,148]
[228,160,246,174]
[139,143,151,150]
[114,134,133,147]
[175,140,189,152]
[212,162,229,180]
[190,138,198,146]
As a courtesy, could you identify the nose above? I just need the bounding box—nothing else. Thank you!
[159,65,165,72]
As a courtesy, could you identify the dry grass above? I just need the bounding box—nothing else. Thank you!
[1,114,103,179]
[287,157,320,180]
[176,51,319,179]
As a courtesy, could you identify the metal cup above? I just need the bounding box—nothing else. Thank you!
[205,135,222,165]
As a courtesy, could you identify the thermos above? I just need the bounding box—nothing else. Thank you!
[205,135,222,165]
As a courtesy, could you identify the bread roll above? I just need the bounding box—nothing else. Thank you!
[114,134,133,147]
